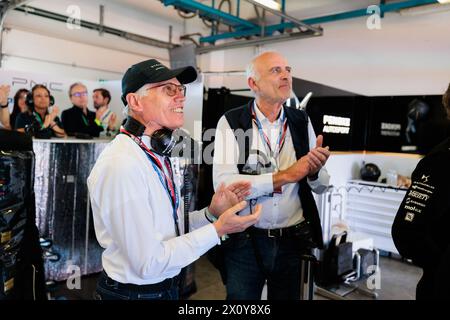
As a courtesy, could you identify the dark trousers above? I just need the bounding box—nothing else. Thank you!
[416,267,450,300]
[95,272,179,300]
[224,232,311,300]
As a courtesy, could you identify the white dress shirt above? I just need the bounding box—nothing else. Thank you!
[87,134,219,285]
[213,101,330,229]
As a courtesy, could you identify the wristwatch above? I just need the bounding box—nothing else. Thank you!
[0,102,8,109]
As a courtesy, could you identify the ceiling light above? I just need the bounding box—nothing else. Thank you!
[437,0,450,3]
[252,0,281,11]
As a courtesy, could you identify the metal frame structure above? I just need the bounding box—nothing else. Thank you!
[12,5,176,49]
[162,0,442,53]
[0,0,444,56]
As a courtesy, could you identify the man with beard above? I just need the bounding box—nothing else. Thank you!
[93,88,117,136]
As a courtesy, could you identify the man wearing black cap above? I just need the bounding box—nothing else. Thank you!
[87,59,261,300]
[62,82,104,138]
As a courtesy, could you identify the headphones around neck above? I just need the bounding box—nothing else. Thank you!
[123,116,178,156]
[25,87,55,110]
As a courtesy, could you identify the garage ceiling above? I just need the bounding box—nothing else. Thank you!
[106,0,447,22]
[106,0,377,22]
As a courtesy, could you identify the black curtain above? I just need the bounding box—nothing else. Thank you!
[0,129,46,300]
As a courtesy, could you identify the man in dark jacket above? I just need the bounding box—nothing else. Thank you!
[392,82,450,300]
[213,51,330,300]
[61,82,103,137]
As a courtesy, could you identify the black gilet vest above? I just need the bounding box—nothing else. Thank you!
[224,100,324,248]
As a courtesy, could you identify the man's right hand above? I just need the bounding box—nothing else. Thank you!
[213,201,261,238]
[273,135,330,189]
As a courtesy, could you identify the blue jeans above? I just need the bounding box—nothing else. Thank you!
[94,272,179,300]
[224,232,311,300]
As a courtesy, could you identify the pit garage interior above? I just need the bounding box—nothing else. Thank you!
[1,0,450,301]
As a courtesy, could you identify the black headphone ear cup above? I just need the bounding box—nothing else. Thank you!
[25,92,34,109]
[123,116,145,136]
[49,95,55,106]
[151,128,176,156]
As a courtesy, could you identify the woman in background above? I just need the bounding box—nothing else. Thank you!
[15,84,66,138]
[10,88,29,129]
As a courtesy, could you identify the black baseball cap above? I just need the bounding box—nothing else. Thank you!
[121,59,197,105]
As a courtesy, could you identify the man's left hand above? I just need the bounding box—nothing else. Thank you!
[306,135,330,178]
[208,181,251,217]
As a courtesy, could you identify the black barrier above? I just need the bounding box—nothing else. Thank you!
[0,129,46,300]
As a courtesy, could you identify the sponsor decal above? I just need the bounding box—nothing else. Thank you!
[404,205,422,213]
[416,182,435,189]
[411,184,433,194]
[405,212,415,222]
[405,198,426,207]
[408,190,430,201]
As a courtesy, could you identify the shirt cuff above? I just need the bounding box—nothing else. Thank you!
[204,207,229,242]
[204,222,221,245]
[249,173,274,198]
[307,169,330,193]
[204,207,218,223]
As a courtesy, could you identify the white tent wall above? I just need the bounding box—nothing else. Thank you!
[198,9,450,96]
[0,0,188,79]
[1,27,151,79]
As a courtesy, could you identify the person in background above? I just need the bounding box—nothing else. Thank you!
[0,84,11,130]
[15,84,65,138]
[93,88,117,136]
[61,82,103,137]
[10,88,30,129]
[392,82,450,300]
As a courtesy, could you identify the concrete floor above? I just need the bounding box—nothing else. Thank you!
[189,254,422,300]
[53,254,422,300]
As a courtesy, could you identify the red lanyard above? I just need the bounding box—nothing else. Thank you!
[120,128,180,235]
[251,104,288,159]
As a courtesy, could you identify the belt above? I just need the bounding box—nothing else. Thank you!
[248,220,311,238]
[102,271,180,292]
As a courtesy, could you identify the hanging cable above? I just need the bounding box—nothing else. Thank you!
[218,0,233,32]
[177,8,197,19]
[180,33,201,46]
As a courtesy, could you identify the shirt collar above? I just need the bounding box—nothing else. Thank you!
[140,135,163,158]
[140,135,151,149]
[253,100,284,126]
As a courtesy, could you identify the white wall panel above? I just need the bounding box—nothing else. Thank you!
[199,10,450,96]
